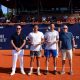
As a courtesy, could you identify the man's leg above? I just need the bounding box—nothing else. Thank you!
[36,56,41,75]
[11,50,18,75]
[19,50,26,74]
[44,50,50,74]
[69,59,73,74]
[53,57,57,74]
[46,57,49,73]
[36,51,41,75]
[67,49,73,75]
[61,50,66,74]
[28,51,34,75]
[52,50,57,75]
[62,60,66,73]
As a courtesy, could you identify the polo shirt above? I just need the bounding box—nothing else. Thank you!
[11,32,26,49]
[59,32,73,50]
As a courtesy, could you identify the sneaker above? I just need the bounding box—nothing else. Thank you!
[69,71,73,75]
[37,71,41,76]
[21,70,26,75]
[10,71,15,76]
[60,71,65,75]
[53,70,57,75]
[28,71,33,75]
[45,70,49,75]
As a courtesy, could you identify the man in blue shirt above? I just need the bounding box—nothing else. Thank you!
[59,25,75,75]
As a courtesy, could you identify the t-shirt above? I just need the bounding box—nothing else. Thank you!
[28,31,44,51]
[11,32,26,49]
[45,30,59,50]
[59,32,73,50]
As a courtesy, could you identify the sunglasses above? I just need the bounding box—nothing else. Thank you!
[17,28,21,30]
[63,28,68,29]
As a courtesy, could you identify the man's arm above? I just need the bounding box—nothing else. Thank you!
[72,37,76,52]
[35,38,44,47]
[37,33,44,45]
[40,38,44,44]
[72,37,76,49]
[53,32,59,44]
[53,39,59,44]
[20,40,26,49]
[59,41,62,49]
[11,40,17,51]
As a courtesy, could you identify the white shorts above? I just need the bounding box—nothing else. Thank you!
[12,49,24,56]
[61,49,72,60]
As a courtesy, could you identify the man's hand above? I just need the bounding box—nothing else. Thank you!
[45,41,51,44]
[35,42,42,47]
[17,48,21,52]
[15,47,21,52]
[53,41,58,44]
[31,42,41,48]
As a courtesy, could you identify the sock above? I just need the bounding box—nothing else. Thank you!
[54,66,56,70]
[62,68,65,72]
[46,67,48,71]
[37,67,40,72]
[30,67,33,72]
[70,68,73,72]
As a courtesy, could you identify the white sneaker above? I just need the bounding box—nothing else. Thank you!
[21,70,26,75]
[37,71,41,76]
[60,71,65,75]
[10,71,15,76]
[28,71,33,75]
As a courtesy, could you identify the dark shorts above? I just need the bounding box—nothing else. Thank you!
[30,51,41,57]
[44,50,57,57]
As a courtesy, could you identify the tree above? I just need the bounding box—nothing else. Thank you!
[0,9,3,17]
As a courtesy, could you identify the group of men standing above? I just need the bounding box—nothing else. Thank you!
[10,23,75,76]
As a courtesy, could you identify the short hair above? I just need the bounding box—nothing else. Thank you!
[16,25,22,29]
[63,25,68,29]
[50,22,55,25]
[33,24,39,28]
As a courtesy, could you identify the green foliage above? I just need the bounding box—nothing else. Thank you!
[0,9,3,17]
[3,12,12,19]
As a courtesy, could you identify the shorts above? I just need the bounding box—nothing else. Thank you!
[30,51,41,57]
[44,50,57,57]
[61,49,72,60]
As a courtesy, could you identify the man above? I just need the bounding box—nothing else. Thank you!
[44,23,59,75]
[10,25,26,75]
[59,25,75,75]
[28,24,44,75]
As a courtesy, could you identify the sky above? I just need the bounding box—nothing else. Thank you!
[1,5,7,14]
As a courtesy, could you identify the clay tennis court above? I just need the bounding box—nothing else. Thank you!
[0,49,80,80]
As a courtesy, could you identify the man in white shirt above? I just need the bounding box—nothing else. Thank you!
[44,23,59,75]
[28,24,44,75]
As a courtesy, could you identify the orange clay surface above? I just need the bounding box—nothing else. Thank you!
[0,49,80,80]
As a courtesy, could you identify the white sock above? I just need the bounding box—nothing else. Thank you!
[37,67,40,72]
[62,68,65,72]
[54,66,56,70]
[12,69,16,72]
[46,67,48,71]
[30,67,33,72]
